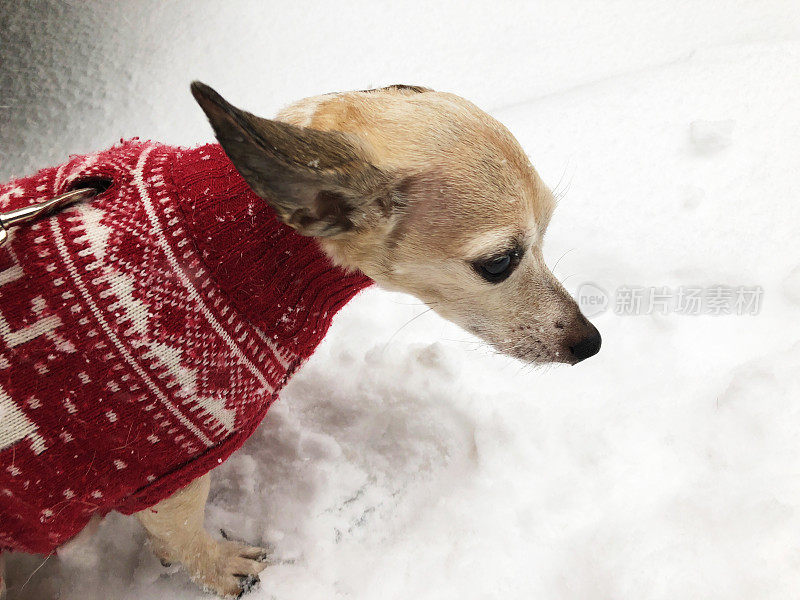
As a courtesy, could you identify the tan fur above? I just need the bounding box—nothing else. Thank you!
[136,474,268,598]
[128,83,600,597]
[278,85,592,361]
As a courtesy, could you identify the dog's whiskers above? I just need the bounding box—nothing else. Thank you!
[550,248,574,276]
[381,307,436,352]
[19,553,52,592]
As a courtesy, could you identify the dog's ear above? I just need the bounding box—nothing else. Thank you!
[191,81,391,237]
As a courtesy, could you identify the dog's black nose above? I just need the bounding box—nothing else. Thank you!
[569,328,601,363]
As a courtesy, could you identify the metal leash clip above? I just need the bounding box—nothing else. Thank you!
[0,187,97,246]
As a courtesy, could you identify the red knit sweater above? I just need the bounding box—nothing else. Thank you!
[0,141,372,555]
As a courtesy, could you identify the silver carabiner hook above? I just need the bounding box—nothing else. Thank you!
[0,187,97,245]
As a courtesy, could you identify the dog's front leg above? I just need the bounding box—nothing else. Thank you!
[135,473,268,598]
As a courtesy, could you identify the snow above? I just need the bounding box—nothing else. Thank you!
[3,1,800,599]
[689,120,737,154]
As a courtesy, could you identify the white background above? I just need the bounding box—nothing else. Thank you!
[3,1,800,599]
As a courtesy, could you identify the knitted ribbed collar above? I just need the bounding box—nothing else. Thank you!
[168,143,373,359]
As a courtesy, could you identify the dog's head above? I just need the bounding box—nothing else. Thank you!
[192,82,600,364]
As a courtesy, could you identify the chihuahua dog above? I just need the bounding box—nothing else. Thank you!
[0,83,599,599]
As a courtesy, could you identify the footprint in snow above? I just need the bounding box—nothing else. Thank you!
[689,119,735,154]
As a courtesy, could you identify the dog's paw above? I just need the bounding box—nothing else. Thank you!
[189,539,270,599]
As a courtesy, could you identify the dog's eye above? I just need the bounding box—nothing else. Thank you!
[474,250,519,283]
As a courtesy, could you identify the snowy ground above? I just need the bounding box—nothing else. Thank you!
[3,1,800,599]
